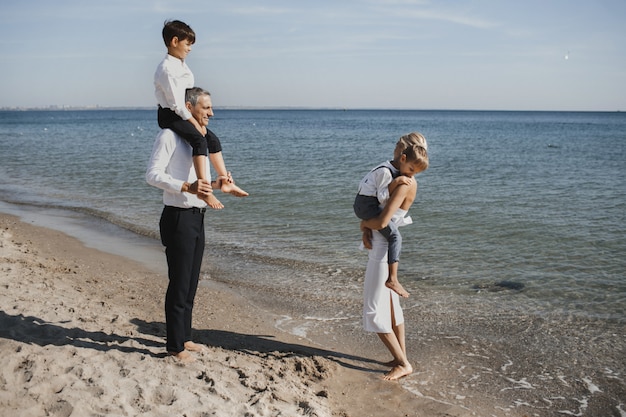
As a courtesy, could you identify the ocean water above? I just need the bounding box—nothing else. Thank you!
[1,109,625,415]
[1,109,624,321]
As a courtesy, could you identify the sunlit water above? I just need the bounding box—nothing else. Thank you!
[1,109,623,321]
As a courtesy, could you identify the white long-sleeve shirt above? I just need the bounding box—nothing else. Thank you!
[154,54,194,121]
[145,129,209,209]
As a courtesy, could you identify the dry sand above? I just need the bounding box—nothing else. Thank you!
[0,213,479,417]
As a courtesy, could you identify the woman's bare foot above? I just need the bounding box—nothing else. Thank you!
[382,363,413,381]
[386,280,410,298]
[203,193,224,209]
[221,181,249,197]
[382,359,401,367]
[168,350,195,363]
[184,341,206,352]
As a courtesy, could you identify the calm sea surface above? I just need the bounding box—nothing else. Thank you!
[0,109,624,322]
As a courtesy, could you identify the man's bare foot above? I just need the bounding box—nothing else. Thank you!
[168,350,195,363]
[221,182,249,197]
[184,341,206,352]
[382,363,413,381]
[203,193,224,209]
[386,280,410,298]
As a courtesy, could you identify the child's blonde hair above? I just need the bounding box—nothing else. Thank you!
[394,132,429,171]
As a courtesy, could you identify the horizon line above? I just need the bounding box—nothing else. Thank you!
[0,105,623,113]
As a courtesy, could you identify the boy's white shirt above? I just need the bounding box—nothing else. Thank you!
[154,54,195,121]
[357,161,413,250]
[356,160,397,206]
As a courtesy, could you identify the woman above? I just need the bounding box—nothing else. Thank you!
[360,133,428,380]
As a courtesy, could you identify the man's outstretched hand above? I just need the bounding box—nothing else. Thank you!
[187,179,212,197]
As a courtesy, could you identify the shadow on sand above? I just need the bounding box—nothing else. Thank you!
[130,318,380,373]
[0,310,162,358]
[0,311,380,374]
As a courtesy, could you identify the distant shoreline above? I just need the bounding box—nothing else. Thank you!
[0,106,622,113]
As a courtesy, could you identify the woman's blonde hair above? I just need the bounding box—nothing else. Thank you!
[394,132,429,171]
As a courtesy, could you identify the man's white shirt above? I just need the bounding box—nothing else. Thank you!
[146,128,209,209]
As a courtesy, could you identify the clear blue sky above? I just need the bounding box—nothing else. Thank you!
[1,0,625,110]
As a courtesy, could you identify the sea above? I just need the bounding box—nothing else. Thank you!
[1,109,624,415]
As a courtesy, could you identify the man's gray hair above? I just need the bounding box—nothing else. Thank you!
[185,87,210,106]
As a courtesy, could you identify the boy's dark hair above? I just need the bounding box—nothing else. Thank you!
[162,20,195,46]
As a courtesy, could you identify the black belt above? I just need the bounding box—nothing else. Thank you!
[165,206,207,214]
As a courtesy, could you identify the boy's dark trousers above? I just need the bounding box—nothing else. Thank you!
[157,106,208,156]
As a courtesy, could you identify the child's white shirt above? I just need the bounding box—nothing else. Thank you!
[154,54,195,121]
[356,160,398,206]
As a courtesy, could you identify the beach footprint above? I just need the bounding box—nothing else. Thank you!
[152,385,178,406]
[45,399,74,417]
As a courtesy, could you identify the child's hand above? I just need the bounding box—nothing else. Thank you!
[360,223,373,249]
[392,176,414,186]
[388,175,414,195]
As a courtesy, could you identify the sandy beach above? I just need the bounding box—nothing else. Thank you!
[0,212,485,417]
[2,209,625,417]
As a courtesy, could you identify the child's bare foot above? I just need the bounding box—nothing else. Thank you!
[382,363,413,381]
[386,280,410,298]
[203,193,224,209]
[221,181,249,197]
[184,341,207,352]
[168,350,195,363]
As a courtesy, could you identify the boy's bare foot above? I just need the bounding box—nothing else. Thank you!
[168,350,195,363]
[221,182,249,197]
[184,341,206,352]
[203,193,224,209]
[386,280,410,298]
[382,363,413,381]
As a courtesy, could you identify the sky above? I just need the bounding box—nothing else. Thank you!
[1,0,625,111]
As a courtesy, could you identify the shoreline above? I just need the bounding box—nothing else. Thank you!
[0,211,476,416]
[1,204,624,416]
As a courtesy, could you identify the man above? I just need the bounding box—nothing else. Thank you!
[146,87,218,362]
